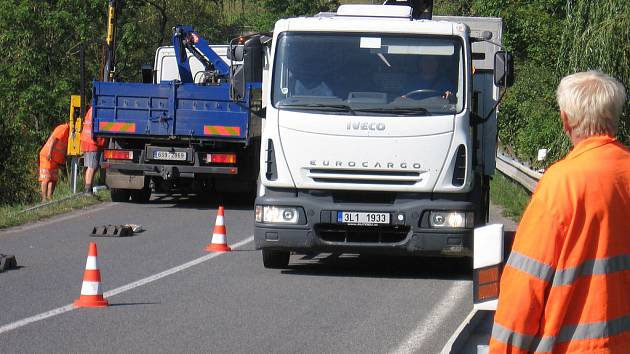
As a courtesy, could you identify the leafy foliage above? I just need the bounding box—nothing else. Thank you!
[557,0,630,146]
[0,0,107,204]
[435,0,628,163]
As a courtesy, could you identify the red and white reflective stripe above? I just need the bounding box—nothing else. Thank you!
[215,215,224,225]
[80,281,102,296]
[211,233,226,244]
[473,224,504,311]
[85,256,98,270]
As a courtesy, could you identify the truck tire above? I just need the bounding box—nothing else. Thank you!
[262,249,290,269]
[110,188,131,202]
[130,187,151,203]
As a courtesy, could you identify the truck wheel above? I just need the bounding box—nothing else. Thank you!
[130,187,151,203]
[110,188,131,202]
[262,249,290,269]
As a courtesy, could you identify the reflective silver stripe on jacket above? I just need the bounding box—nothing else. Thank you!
[506,251,554,283]
[492,323,554,353]
[552,254,630,286]
[507,252,630,287]
[493,315,630,352]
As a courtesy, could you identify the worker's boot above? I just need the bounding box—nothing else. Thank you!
[84,184,93,195]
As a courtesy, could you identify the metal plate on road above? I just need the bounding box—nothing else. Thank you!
[337,211,390,225]
[153,151,187,161]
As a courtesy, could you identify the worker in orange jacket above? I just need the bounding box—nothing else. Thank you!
[80,107,106,194]
[38,123,70,202]
[489,71,630,353]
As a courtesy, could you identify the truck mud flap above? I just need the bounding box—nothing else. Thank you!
[0,254,17,273]
[90,225,134,237]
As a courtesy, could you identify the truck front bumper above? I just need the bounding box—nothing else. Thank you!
[254,190,476,257]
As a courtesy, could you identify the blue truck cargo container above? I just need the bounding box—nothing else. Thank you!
[93,81,254,141]
[91,27,266,202]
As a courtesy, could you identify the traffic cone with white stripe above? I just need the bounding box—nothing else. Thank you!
[74,242,108,308]
[205,206,231,252]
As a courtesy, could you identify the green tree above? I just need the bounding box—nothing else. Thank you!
[558,0,629,146]
[0,0,107,204]
[263,0,339,17]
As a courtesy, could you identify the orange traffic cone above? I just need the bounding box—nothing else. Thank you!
[205,206,231,252]
[74,242,108,308]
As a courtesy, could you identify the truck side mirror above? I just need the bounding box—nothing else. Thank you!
[230,36,264,102]
[228,45,245,61]
[494,51,514,87]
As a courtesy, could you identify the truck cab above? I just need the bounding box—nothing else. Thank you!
[254,4,511,268]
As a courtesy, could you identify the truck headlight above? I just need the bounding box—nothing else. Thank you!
[429,211,474,229]
[255,205,302,224]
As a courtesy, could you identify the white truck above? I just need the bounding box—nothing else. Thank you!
[254,3,513,268]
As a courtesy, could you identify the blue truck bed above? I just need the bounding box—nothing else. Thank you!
[92,81,253,142]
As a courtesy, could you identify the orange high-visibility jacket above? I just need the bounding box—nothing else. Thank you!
[39,123,70,169]
[490,135,630,354]
[80,107,106,152]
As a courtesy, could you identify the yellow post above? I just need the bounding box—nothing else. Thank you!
[67,95,82,156]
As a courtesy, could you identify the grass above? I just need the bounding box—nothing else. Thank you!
[489,172,532,220]
[0,173,111,230]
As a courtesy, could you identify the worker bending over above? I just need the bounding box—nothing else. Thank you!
[489,71,629,353]
[38,123,70,202]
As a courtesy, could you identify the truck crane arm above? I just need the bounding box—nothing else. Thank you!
[103,0,118,82]
[172,25,230,84]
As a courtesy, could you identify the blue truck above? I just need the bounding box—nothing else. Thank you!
[91,26,266,202]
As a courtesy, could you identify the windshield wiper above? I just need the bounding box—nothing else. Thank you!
[278,103,355,114]
[352,107,431,116]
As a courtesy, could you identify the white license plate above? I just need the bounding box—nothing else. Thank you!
[337,211,390,225]
[153,151,187,161]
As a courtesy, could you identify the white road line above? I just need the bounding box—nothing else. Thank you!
[390,281,469,354]
[440,308,480,354]
[0,202,116,235]
[0,235,254,335]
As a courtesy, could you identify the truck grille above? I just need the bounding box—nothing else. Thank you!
[315,224,410,244]
[308,168,423,186]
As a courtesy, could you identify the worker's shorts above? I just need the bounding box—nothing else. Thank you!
[38,168,59,183]
[84,151,102,169]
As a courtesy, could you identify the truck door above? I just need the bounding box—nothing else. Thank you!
[434,16,503,176]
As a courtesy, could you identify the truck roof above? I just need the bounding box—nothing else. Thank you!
[275,5,463,37]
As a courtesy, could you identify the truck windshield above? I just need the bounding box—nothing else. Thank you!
[272,32,464,115]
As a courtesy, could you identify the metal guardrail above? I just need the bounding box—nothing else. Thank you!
[495,153,542,193]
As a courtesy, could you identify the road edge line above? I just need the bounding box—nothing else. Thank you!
[440,308,489,354]
[0,235,254,335]
[390,280,469,354]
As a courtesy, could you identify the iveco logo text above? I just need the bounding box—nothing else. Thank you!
[346,122,386,131]
[310,160,422,169]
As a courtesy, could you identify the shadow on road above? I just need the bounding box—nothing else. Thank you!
[281,253,472,281]
[0,265,25,273]
[108,301,161,307]
[257,231,519,280]
[145,192,255,211]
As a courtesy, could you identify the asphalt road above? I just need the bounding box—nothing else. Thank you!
[0,194,517,353]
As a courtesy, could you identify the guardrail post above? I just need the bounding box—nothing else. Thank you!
[71,157,79,194]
